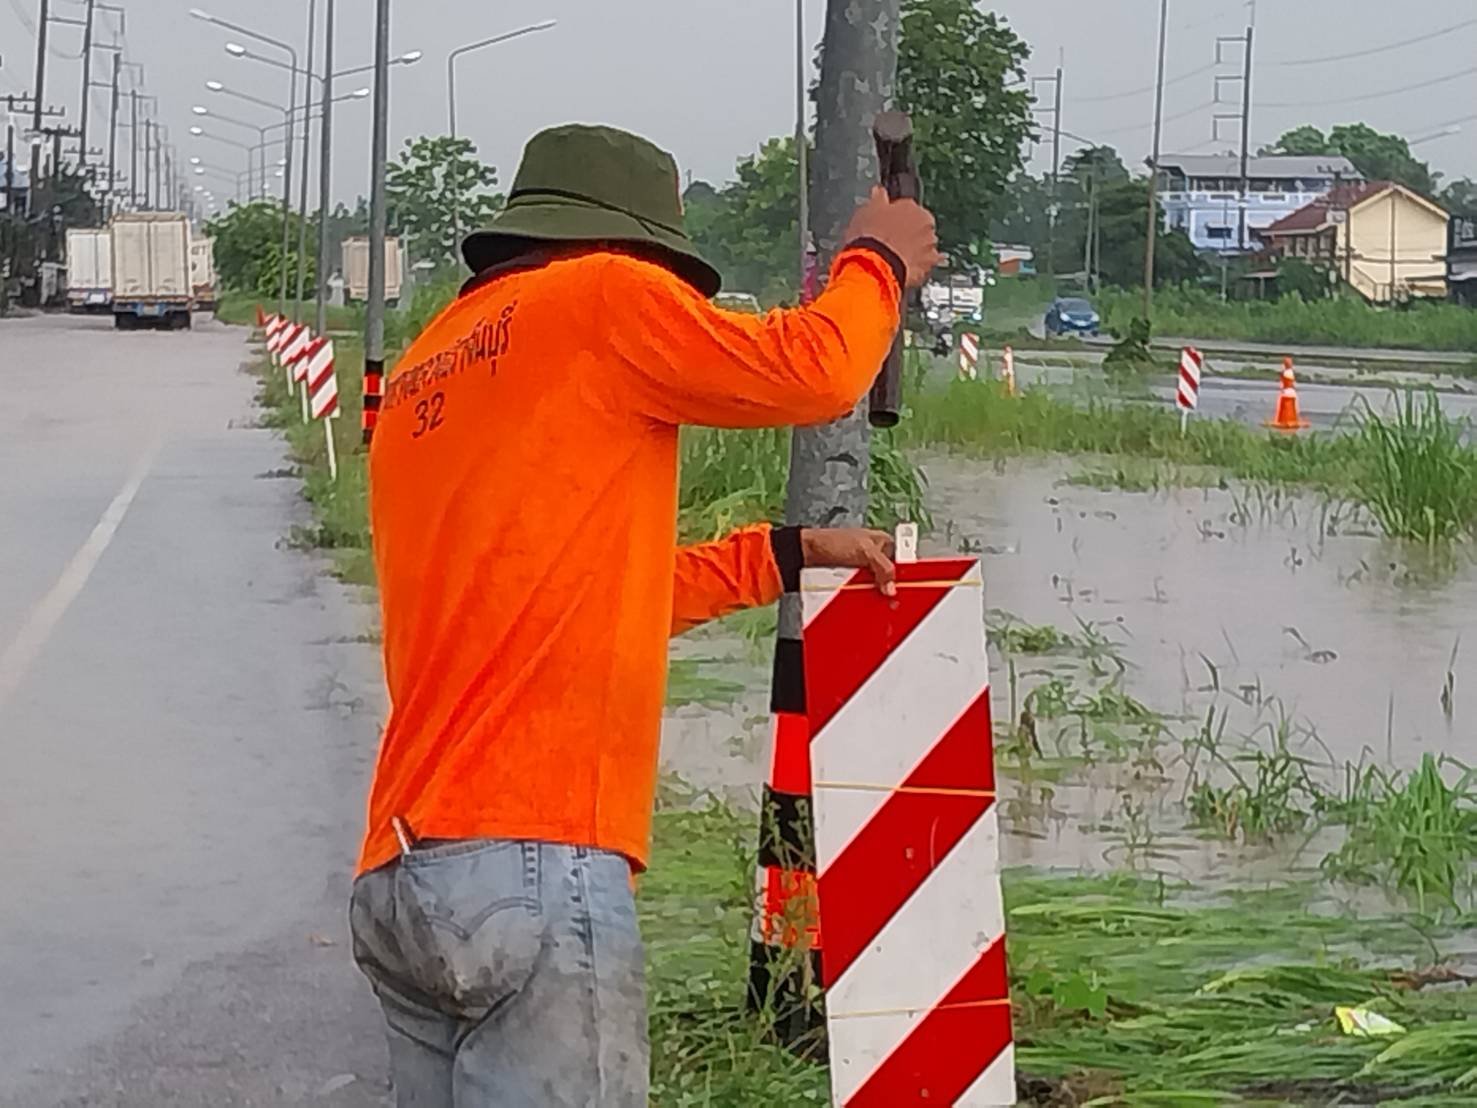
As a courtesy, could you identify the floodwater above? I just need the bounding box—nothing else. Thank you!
[661,453,1477,885]
[923,455,1477,878]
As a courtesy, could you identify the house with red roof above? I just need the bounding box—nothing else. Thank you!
[1259,181,1448,304]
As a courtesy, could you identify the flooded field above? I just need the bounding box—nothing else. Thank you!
[924,455,1476,888]
[663,453,1477,900]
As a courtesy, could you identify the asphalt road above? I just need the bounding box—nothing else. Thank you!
[0,313,390,1106]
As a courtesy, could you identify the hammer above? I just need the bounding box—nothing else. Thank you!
[868,110,920,429]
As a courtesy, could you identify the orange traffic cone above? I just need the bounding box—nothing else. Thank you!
[1266,357,1310,431]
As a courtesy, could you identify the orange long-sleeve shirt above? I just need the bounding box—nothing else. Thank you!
[359,246,902,875]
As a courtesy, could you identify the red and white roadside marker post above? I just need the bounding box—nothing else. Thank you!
[265,317,290,368]
[958,333,980,382]
[305,338,340,481]
[801,546,1014,1105]
[1177,346,1203,434]
[282,326,315,424]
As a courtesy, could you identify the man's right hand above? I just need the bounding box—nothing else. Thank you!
[843,186,944,290]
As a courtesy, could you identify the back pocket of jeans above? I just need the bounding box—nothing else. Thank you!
[397,841,542,1019]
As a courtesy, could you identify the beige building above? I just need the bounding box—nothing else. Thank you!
[1261,181,1449,303]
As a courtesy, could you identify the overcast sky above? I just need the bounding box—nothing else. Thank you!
[2,0,1474,214]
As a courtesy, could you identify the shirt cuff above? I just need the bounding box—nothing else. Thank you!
[769,526,804,593]
[841,237,907,292]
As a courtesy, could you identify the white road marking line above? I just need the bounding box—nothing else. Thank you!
[0,442,160,715]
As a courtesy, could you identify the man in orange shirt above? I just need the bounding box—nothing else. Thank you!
[350,124,940,1106]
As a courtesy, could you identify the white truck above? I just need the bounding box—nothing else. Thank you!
[112,212,193,330]
[189,236,218,313]
[342,235,403,306]
[65,228,113,312]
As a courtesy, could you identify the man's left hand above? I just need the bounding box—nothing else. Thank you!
[800,528,897,597]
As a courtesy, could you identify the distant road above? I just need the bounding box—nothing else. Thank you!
[0,313,389,1106]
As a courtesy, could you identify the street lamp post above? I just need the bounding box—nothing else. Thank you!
[191,8,300,312]
[224,30,422,323]
[446,20,557,248]
[315,0,336,335]
[193,105,269,199]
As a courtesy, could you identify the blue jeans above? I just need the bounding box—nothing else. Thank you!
[349,839,648,1107]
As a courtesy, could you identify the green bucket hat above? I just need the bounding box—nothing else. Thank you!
[462,124,721,297]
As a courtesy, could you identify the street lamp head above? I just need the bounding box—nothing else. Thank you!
[190,126,204,136]
[206,80,225,92]
[193,167,205,175]
[400,50,424,64]
[192,105,209,115]
[190,157,202,165]
[351,87,370,99]
[225,42,247,57]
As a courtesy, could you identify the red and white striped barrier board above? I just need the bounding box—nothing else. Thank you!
[958,333,980,381]
[283,327,314,382]
[265,317,290,361]
[306,338,339,420]
[1001,345,1017,396]
[803,559,1013,1106]
[1177,347,1203,411]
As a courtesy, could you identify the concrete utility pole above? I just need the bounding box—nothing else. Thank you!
[314,0,336,335]
[785,0,900,534]
[1237,21,1254,252]
[757,0,899,1050]
[141,119,151,209]
[78,0,96,168]
[294,0,318,322]
[130,90,139,208]
[107,53,120,215]
[795,0,808,292]
[30,0,51,214]
[1142,0,1169,319]
[1033,66,1064,284]
[364,0,391,444]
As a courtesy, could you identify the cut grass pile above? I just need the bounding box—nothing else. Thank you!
[642,804,1477,1106]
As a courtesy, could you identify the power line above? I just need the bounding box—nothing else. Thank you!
[1095,98,1216,138]
[1067,61,1217,106]
[1260,64,1477,109]
[1177,0,1243,33]
[1266,17,1477,67]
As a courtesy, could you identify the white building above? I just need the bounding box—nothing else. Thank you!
[1157,154,1362,254]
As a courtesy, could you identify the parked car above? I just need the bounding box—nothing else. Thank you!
[1044,296,1101,337]
[714,291,762,314]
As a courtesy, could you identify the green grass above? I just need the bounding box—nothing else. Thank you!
[1322,755,1477,918]
[641,804,1477,1105]
[1099,285,1477,353]
[1350,391,1477,542]
[677,426,931,542]
[902,379,1477,542]
[902,378,1360,484]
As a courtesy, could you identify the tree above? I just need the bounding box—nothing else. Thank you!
[1270,124,1436,196]
[1441,177,1477,215]
[385,135,501,267]
[1092,176,1201,289]
[205,200,315,297]
[684,137,802,302]
[895,0,1035,260]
